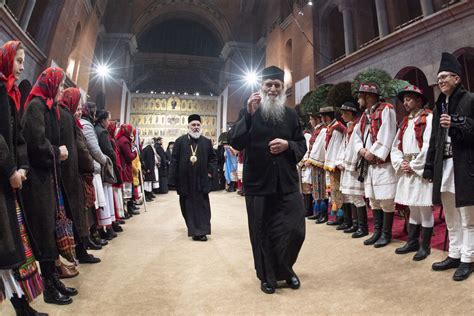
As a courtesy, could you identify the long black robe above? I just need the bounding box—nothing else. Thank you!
[228,106,307,286]
[168,134,217,236]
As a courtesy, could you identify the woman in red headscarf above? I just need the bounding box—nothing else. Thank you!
[22,67,77,305]
[58,88,101,267]
[0,40,47,315]
[108,121,127,221]
[117,124,138,215]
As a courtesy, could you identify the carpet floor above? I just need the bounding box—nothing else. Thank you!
[1,191,472,315]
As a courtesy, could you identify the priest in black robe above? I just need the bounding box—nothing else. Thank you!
[229,66,307,294]
[169,114,217,241]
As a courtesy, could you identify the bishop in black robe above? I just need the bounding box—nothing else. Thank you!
[169,114,217,241]
[228,66,307,294]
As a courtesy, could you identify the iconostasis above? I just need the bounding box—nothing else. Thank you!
[130,94,219,146]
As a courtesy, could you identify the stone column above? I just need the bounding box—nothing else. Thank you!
[420,0,434,17]
[341,7,354,55]
[375,0,389,37]
[19,0,36,30]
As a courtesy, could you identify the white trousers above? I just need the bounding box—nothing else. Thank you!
[441,192,474,263]
[343,194,366,208]
[369,198,395,213]
[408,206,434,227]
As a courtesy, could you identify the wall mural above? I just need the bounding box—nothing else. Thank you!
[130,94,219,146]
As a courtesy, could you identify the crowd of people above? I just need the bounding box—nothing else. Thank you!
[0,40,171,315]
[1,37,473,314]
[222,56,473,294]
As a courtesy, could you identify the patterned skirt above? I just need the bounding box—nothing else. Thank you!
[311,166,328,200]
[13,201,43,302]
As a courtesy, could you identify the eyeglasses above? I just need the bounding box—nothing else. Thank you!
[264,81,282,89]
[437,73,456,83]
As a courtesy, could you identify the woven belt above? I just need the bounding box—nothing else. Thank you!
[403,153,418,162]
[368,156,391,165]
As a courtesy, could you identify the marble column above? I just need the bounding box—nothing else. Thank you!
[19,0,36,30]
[420,0,434,17]
[375,0,389,37]
[341,7,354,55]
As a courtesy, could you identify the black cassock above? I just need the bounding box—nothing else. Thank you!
[169,134,217,236]
[229,106,307,286]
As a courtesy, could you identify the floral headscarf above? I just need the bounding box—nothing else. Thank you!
[116,123,133,140]
[0,40,22,111]
[59,87,83,128]
[25,67,65,116]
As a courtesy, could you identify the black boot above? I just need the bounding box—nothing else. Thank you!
[413,227,433,261]
[374,211,394,248]
[352,206,368,238]
[52,272,78,296]
[306,195,317,219]
[395,224,420,254]
[86,236,102,250]
[364,209,383,245]
[112,221,123,232]
[106,226,117,239]
[315,200,328,224]
[145,192,153,202]
[344,205,359,233]
[127,200,140,215]
[40,261,73,306]
[77,238,101,264]
[337,203,352,230]
[11,293,49,316]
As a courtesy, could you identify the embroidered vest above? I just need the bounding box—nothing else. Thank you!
[369,102,393,144]
[397,109,431,152]
[325,121,346,149]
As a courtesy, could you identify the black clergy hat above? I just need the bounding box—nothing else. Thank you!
[261,66,284,82]
[438,52,462,76]
[188,114,201,123]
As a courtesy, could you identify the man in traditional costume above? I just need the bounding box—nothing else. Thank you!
[424,53,474,281]
[307,113,329,224]
[338,101,368,237]
[169,114,217,241]
[353,83,397,248]
[321,106,346,227]
[229,66,306,294]
[392,85,433,261]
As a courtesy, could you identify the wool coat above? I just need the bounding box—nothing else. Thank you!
[142,145,157,182]
[0,81,30,268]
[117,134,137,183]
[423,84,474,207]
[59,107,89,238]
[21,96,61,261]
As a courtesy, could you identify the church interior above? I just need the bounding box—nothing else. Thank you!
[1,0,473,315]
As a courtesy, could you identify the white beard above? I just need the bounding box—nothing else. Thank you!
[260,89,286,124]
[189,129,202,139]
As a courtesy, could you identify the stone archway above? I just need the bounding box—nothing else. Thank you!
[453,47,474,92]
[318,1,345,68]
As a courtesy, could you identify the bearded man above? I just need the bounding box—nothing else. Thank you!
[229,66,307,294]
[169,114,217,241]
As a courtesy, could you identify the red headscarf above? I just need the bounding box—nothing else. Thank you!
[107,121,117,139]
[59,87,83,128]
[25,67,65,114]
[0,40,22,111]
[116,123,133,140]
